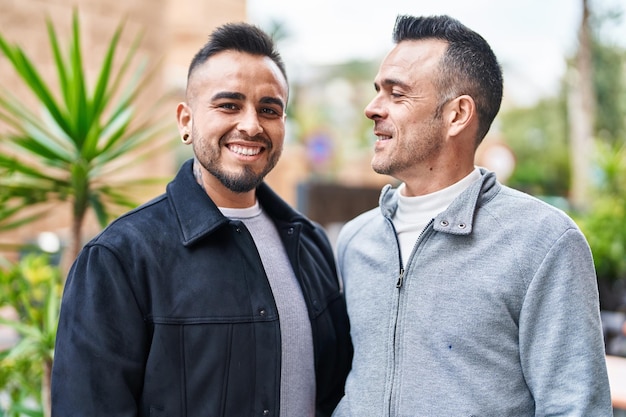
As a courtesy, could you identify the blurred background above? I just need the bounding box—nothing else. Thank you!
[1,0,625,415]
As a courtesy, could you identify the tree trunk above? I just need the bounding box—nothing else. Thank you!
[568,0,596,211]
[61,209,84,276]
[42,357,52,417]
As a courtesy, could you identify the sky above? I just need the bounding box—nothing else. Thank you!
[247,0,626,106]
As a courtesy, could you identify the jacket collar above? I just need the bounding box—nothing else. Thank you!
[379,168,500,235]
[167,159,313,246]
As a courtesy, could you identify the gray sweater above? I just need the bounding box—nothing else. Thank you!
[224,204,315,417]
[333,169,612,417]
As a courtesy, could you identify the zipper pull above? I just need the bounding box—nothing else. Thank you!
[396,268,405,289]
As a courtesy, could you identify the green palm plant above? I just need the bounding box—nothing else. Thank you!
[0,9,176,416]
[0,9,175,263]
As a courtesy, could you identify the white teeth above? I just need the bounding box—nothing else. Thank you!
[229,145,261,156]
[377,135,392,141]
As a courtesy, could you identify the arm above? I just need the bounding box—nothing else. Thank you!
[51,244,149,417]
[519,228,612,416]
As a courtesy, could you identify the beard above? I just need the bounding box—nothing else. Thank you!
[208,163,271,193]
[192,128,282,193]
[372,115,444,177]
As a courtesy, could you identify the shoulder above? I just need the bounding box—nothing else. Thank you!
[480,185,592,266]
[335,207,384,260]
[88,193,171,250]
[337,184,396,248]
[488,185,579,231]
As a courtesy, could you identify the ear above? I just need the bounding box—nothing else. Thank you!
[176,102,193,140]
[445,95,475,137]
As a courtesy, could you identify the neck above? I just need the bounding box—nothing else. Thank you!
[193,160,257,208]
[400,162,475,197]
[207,186,257,208]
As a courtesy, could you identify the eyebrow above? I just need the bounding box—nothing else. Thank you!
[211,91,285,111]
[377,78,410,90]
[211,91,245,101]
[260,96,285,111]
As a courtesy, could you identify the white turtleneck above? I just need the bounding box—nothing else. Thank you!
[393,168,482,266]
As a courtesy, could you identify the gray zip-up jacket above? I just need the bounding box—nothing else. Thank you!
[333,169,612,417]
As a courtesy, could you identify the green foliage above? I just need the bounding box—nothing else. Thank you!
[590,6,626,144]
[0,10,174,235]
[0,254,61,417]
[592,42,626,142]
[499,6,625,200]
[575,142,626,284]
[0,9,175,415]
[499,96,571,196]
[579,197,626,281]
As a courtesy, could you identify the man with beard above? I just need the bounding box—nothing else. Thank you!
[51,22,352,417]
[331,14,611,417]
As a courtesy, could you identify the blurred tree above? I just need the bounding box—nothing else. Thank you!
[500,0,625,203]
[590,16,626,144]
[567,0,596,210]
[500,96,570,197]
[575,141,626,309]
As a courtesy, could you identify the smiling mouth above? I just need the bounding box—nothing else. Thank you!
[228,144,263,156]
[376,135,392,141]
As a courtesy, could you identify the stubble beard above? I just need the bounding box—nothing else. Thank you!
[193,129,282,193]
[371,116,444,177]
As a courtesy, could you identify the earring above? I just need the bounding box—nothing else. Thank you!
[182,133,191,144]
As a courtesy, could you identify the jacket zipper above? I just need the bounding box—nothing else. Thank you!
[387,217,434,416]
[396,268,405,288]
[395,218,433,289]
[384,216,403,417]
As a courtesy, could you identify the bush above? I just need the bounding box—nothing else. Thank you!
[574,141,626,310]
[0,254,61,417]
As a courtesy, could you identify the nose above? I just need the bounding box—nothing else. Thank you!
[364,94,386,120]
[237,108,263,137]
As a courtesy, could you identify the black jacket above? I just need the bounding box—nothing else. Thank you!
[51,159,352,417]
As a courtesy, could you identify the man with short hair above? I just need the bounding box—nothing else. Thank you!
[52,22,352,417]
[333,14,611,417]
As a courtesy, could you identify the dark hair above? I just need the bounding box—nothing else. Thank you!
[393,14,503,143]
[187,22,287,83]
